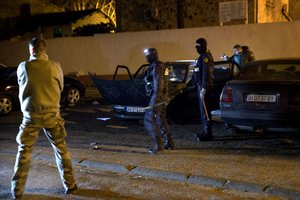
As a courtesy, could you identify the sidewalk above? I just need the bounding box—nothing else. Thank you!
[1,134,299,200]
[64,141,300,200]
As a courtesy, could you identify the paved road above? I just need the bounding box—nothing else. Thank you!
[0,101,300,199]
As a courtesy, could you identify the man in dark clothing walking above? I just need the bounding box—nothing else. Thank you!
[230,44,255,72]
[143,48,174,154]
[193,38,214,141]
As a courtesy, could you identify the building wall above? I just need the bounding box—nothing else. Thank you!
[118,0,259,32]
[72,11,110,30]
[118,0,300,31]
[289,0,300,20]
[182,0,220,28]
[119,0,224,31]
[258,0,289,23]
[42,24,73,39]
[0,21,299,77]
[119,0,178,32]
[0,0,62,19]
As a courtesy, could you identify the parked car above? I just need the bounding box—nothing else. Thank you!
[220,58,300,132]
[90,60,236,121]
[0,66,86,115]
[0,63,6,68]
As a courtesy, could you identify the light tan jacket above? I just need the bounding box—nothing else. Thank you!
[17,53,64,116]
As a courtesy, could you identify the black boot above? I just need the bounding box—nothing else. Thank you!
[195,127,213,141]
[149,137,164,154]
[164,136,175,150]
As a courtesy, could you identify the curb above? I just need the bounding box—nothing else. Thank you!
[75,158,300,200]
[130,167,189,183]
[188,175,226,188]
[2,151,300,199]
[80,160,129,174]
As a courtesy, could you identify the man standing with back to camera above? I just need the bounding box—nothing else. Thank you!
[194,38,214,141]
[11,37,77,199]
[143,48,174,154]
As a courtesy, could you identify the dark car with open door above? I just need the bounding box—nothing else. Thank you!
[90,60,236,122]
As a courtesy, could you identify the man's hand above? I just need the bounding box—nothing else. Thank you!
[200,88,206,99]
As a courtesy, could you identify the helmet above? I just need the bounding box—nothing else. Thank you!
[196,38,207,47]
[144,48,157,56]
[144,48,158,63]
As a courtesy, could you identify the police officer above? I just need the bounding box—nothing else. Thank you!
[11,37,77,199]
[194,38,214,141]
[143,48,174,154]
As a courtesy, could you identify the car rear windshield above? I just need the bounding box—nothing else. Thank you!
[237,63,300,81]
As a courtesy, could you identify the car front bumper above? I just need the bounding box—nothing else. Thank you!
[113,105,145,120]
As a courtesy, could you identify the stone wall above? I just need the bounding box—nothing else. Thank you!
[119,0,178,31]
[0,0,62,19]
[180,0,220,28]
[72,11,110,30]
[118,0,300,32]
[289,0,300,20]
[258,0,289,23]
[118,0,257,32]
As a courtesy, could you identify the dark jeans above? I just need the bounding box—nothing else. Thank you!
[144,104,172,148]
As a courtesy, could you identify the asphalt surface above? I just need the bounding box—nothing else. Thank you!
[0,95,300,199]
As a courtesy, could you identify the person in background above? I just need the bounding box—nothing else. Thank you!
[143,48,174,154]
[193,38,214,141]
[224,44,255,74]
[11,37,77,199]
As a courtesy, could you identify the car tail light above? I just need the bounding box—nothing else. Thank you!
[220,87,233,103]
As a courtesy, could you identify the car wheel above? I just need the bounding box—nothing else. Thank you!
[0,95,13,115]
[65,87,81,104]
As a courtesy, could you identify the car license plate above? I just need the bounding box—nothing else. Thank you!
[246,94,276,103]
[126,106,145,113]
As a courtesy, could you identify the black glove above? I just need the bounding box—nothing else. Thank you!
[144,74,153,96]
[144,74,153,83]
[145,82,153,96]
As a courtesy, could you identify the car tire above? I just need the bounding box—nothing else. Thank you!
[0,95,13,115]
[64,87,81,105]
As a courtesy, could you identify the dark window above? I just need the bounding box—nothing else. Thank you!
[53,27,63,37]
[168,64,187,83]
[238,63,300,81]
[19,4,30,17]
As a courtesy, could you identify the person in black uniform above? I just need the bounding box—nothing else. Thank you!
[143,48,174,154]
[194,38,214,141]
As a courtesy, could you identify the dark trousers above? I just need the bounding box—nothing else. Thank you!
[197,86,212,134]
[144,105,172,148]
